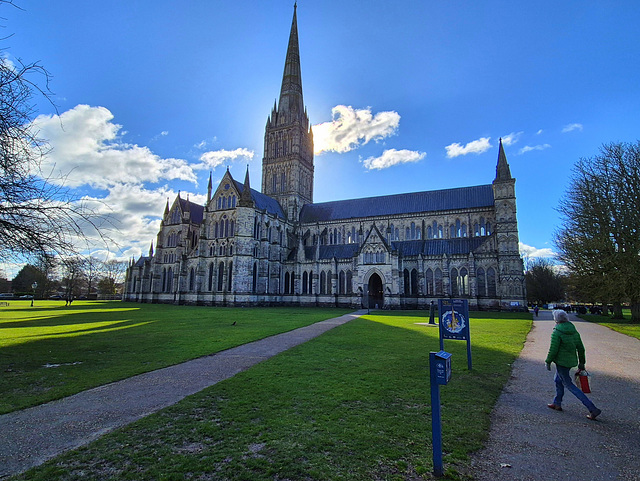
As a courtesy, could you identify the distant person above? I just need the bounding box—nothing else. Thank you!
[534,306,539,317]
[545,309,601,420]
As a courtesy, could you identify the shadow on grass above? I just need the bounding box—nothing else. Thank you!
[6,310,533,481]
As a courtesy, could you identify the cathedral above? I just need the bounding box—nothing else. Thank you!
[123,6,526,310]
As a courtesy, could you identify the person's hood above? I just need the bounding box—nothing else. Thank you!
[555,321,577,335]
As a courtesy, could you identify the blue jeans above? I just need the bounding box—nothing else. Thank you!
[553,365,598,412]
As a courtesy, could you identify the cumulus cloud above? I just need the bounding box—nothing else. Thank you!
[312,105,400,154]
[362,149,426,170]
[501,132,523,146]
[34,105,196,189]
[536,129,544,135]
[562,123,583,133]
[519,144,551,154]
[445,137,491,158]
[197,148,254,170]
[519,242,555,258]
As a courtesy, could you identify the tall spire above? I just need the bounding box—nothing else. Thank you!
[495,138,512,181]
[278,4,305,122]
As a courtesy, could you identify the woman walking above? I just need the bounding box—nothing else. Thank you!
[545,309,601,420]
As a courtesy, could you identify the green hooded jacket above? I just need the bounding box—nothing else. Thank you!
[545,321,586,368]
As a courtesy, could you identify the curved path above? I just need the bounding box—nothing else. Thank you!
[471,310,640,480]
[0,310,366,479]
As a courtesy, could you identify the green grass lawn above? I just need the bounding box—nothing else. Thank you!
[579,309,640,340]
[9,308,532,481]
[0,301,351,414]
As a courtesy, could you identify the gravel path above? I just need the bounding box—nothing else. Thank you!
[470,310,640,480]
[0,310,365,479]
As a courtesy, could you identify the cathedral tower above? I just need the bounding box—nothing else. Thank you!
[262,4,314,220]
[492,139,526,307]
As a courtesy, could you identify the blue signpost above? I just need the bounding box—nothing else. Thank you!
[430,350,452,477]
[438,298,472,370]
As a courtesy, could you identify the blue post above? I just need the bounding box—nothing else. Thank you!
[430,352,444,477]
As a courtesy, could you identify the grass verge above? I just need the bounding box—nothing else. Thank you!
[0,301,350,414]
[11,310,531,481]
[578,309,640,340]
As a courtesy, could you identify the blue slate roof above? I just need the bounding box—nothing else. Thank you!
[133,256,150,268]
[178,197,204,224]
[392,237,488,256]
[304,244,360,260]
[299,184,494,223]
[234,180,285,219]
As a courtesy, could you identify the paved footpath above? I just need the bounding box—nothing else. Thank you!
[0,310,366,479]
[471,310,640,480]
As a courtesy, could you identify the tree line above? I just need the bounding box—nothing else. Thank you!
[9,255,128,299]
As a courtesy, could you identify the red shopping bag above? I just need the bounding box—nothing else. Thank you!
[574,369,591,393]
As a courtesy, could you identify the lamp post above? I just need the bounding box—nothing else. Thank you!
[31,281,37,307]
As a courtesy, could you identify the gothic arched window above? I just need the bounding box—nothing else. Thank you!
[217,262,224,292]
[346,271,352,295]
[487,267,497,297]
[327,270,332,295]
[477,267,486,297]
[189,268,195,291]
[403,269,410,295]
[208,263,214,291]
[166,267,173,292]
[435,268,443,295]
[252,263,258,293]
[411,268,418,295]
[451,268,459,296]
[302,271,308,294]
[320,271,326,294]
[339,271,346,295]
[460,267,469,295]
[426,268,434,295]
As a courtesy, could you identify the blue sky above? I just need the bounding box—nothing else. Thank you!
[3,1,640,276]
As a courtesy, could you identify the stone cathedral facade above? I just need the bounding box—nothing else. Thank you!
[124,7,526,310]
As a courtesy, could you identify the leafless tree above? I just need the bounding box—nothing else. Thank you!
[98,259,128,296]
[0,2,106,263]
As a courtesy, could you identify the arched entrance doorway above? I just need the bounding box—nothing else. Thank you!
[367,273,384,309]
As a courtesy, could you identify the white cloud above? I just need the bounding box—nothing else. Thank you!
[562,123,583,133]
[197,148,254,170]
[312,105,400,154]
[362,149,426,170]
[536,129,544,135]
[34,105,196,189]
[519,242,555,258]
[161,131,169,136]
[445,137,491,158]
[501,132,523,146]
[519,144,551,154]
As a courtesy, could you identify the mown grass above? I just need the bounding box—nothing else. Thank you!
[0,301,350,414]
[579,309,640,340]
[11,309,532,481]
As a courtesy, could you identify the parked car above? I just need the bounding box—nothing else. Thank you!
[49,295,63,299]
[20,295,33,299]
[0,293,14,299]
